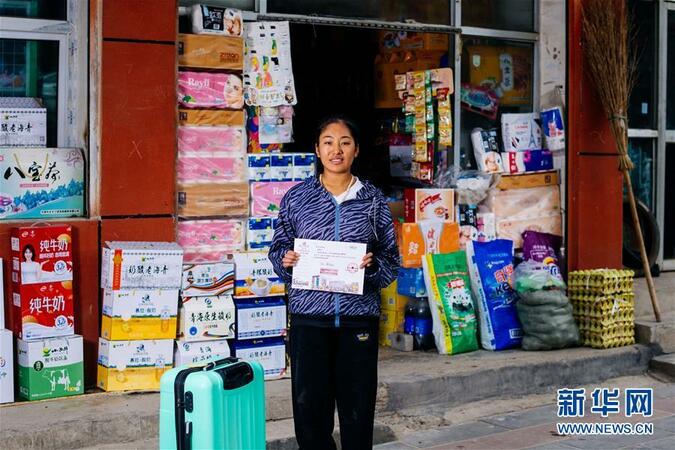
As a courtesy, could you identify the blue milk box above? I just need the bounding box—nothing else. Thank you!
[397,267,427,297]
[248,154,271,181]
[246,217,279,251]
[235,297,287,340]
[270,154,293,181]
[230,337,287,380]
[0,147,85,220]
[292,153,316,181]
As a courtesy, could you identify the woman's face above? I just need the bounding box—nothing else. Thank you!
[315,122,359,176]
[24,247,33,261]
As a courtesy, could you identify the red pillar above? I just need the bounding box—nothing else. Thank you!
[567,0,624,270]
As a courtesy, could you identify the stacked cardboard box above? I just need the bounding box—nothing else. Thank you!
[568,269,636,349]
[379,281,411,347]
[11,225,83,401]
[98,242,183,391]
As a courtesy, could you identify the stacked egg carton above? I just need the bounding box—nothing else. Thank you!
[568,269,635,349]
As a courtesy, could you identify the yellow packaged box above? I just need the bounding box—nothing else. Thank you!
[178,34,244,70]
[101,289,179,340]
[97,338,173,392]
[178,109,245,127]
[379,310,404,346]
[381,281,408,312]
[496,170,560,190]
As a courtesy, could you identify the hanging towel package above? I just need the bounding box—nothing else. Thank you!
[422,252,479,355]
[501,113,542,152]
[466,239,522,350]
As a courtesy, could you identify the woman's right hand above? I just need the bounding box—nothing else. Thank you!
[282,250,300,269]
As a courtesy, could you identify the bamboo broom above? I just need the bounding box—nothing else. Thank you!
[581,0,661,321]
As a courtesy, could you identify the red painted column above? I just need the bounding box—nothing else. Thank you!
[567,0,624,270]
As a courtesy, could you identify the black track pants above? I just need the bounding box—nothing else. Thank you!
[289,322,379,450]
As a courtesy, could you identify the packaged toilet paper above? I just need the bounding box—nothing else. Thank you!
[177,126,246,154]
[178,72,244,109]
[176,153,246,184]
[177,220,246,263]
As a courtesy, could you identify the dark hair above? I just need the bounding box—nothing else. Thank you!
[315,115,360,147]
[23,244,35,260]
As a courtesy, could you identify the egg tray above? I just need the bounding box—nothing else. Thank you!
[579,330,635,349]
[574,318,634,334]
[568,269,634,295]
[572,308,634,322]
[570,300,634,318]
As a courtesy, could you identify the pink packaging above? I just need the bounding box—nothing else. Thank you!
[178,72,244,109]
[177,219,245,263]
[177,153,246,184]
[177,126,246,154]
[250,181,300,217]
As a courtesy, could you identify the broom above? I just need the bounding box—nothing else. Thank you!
[581,0,661,321]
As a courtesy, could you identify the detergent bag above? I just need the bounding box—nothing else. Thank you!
[422,252,478,355]
[466,239,522,350]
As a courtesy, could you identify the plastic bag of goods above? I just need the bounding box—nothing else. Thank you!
[422,252,479,355]
[513,260,579,351]
[466,239,522,350]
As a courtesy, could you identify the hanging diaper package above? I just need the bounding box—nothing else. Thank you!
[422,252,479,355]
[191,4,243,36]
[466,239,522,351]
[178,72,244,109]
[501,113,542,152]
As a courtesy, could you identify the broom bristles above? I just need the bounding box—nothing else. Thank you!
[581,0,638,171]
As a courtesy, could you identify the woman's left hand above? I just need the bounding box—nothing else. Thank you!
[360,252,374,269]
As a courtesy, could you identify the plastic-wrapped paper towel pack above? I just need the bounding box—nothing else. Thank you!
[177,126,246,154]
[178,72,244,109]
[177,219,245,263]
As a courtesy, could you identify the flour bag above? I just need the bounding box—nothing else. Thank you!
[422,252,478,355]
[466,239,522,350]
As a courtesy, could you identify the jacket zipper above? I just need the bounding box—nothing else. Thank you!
[331,196,341,328]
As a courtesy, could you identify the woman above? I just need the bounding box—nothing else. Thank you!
[269,116,400,449]
[20,244,43,283]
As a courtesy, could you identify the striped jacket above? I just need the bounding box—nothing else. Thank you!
[268,176,400,325]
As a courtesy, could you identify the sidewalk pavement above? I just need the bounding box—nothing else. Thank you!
[374,383,675,450]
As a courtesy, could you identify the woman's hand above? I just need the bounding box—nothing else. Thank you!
[282,250,300,269]
[360,252,374,269]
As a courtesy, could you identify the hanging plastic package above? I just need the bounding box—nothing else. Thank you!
[471,128,503,174]
[422,252,479,355]
[540,107,565,151]
[501,113,542,152]
[466,239,522,350]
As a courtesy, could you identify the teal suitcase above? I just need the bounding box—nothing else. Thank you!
[159,357,266,450]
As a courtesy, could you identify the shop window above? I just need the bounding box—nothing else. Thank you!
[628,0,656,129]
[667,10,675,129]
[461,0,535,32]
[179,0,255,11]
[459,37,534,169]
[664,144,675,259]
[627,138,655,210]
[0,0,66,20]
[267,0,451,25]
[0,38,59,147]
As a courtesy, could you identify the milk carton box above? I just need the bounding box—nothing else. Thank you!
[101,242,184,290]
[231,337,286,380]
[415,189,455,222]
[182,262,235,297]
[292,153,316,181]
[235,297,287,340]
[230,252,284,298]
[174,338,231,367]
[11,225,73,285]
[17,335,83,401]
[0,329,14,403]
[248,154,271,181]
[179,295,236,342]
[101,289,180,340]
[97,338,173,391]
[270,154,293,181]
[12,281,74,340]
[0,97,47,147]
[246,217,278,251]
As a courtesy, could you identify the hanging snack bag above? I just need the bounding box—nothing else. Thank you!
[422,252,479,355]
[466,239,522,351]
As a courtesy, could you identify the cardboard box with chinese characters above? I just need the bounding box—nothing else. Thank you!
[0,328,14,403]
[17,334,83,401]
[405,188,455,222]
[182,262,235,297]
[231,337,286,380]
[174,338,231,367]
[0,97,47,147]
[179,295,236,342]
[379,310,405,347]
[235,297,286,341]
[381,281,410,312]
[0,148,85,220]
[178,34,244,70]
[230,252,284,298]
[101,242,183,291]
[101,289,180,340]
[97,338,173,391]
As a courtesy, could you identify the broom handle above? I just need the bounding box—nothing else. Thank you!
[622,170,662,322]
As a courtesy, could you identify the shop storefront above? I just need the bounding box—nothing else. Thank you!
[0,0,646,402]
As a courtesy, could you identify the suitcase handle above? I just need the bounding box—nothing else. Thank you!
[204,356,238,371]
[215,362,254,390]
